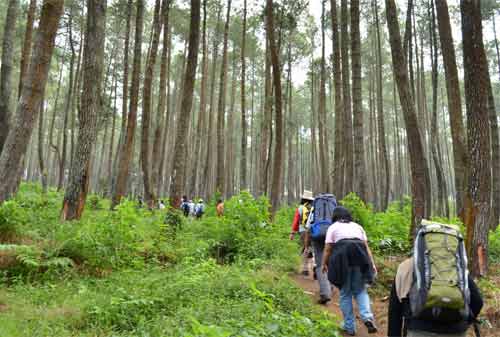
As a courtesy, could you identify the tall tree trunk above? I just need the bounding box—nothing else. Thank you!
[341,0,353,196]
[331,0,344,196]
[240,0,248,191]
[259,40,272,196]
[385,0,431,237]
[38,100,48,195]
[215,0,232,195]
[374,0,389,210]
[351,0,365,200]
[0,0,19,153]
[435,0,468,218]
[18,0,36,99]
[461,0,492,277]
[141,0,164,206]
[62,0,107,220]
[487,78,500,230]
[169,0,201,207]
[152,0,171,197]
[107,75,117,196]
[112,0,133,195]
[59,11,76,191]
[430,0,448,217]
[266,0,283,212]
[318,0,330,192]
[112,0,144,208]
[225,52,237,197]
[0,0,64,203]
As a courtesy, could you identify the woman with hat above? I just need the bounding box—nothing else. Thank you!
[290,190,315,276]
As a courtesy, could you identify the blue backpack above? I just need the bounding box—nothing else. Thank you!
[310,194,338,242]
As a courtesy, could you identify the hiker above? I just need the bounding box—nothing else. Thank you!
[137,195,144,208]
[188,200,195,216]
[195,199,205,219]
[181,196,190,217]
[158,199,166,210]
[321,206,378,335]
[290,190,314,276]
[304,193,337,305]
[388,221,483,337]
[216,199,224,217]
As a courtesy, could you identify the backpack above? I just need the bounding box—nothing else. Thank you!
[195,204,204,217]
[309,194,337,242]
[298,204,310,226]
[409,221,470,323]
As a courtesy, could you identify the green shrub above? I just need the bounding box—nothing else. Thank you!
[0,201,26,241]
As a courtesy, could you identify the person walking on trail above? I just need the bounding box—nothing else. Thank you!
[181,196,190,217]
[188,200,195,216]
[158,199,166,210]
[216,199,224,217]
[321,206,378,335]
[195,199,205,219]
[387,221,483,337]
[304,193,337,305]
[290,190,314,276]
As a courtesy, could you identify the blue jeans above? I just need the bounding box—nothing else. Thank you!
[311,240,332,300]
[339,267,374,333]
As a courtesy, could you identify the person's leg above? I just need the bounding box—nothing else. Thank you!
[339,270,355,334]
[311,240,332,301]
[407,330,466,337]
[299,232,309,275]
[351,267,377,333]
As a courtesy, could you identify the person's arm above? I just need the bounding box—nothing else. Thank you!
[468,276,484,319]
[290,209,300,240]
[387,280,404,337]
[321,243,333,273]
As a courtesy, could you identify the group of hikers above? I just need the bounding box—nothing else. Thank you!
[290,191,484,337]
[179,196,225,218]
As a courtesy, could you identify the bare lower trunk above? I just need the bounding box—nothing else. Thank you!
[62,0,107,221]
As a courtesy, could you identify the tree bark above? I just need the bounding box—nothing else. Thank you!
[0,0,19,153]
[0,0,64,204]
[385,0,431,237]
[61,0,107,220]
[461,0,492,277]
[112,0,144,208]
[215,0,232,195]
[318,0,330,192]
[38,100,48,195]
[330,0,344,197]
[18,0,36,100]
[435,0,468,218]
[240,0,248,191]
[266,0,283,212]
[351,0,365,200]
[168,0,201,208]
[341,0,353,196]
[487,78,500,230]
[141,0,164,206]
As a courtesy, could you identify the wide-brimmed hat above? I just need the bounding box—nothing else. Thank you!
[301,190,314,201]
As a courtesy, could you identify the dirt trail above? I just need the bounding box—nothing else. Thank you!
[291,272,388,337]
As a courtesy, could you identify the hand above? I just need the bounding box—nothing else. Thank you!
[322,264,328,274]
[373,264,378,276]
[289,233,295,240]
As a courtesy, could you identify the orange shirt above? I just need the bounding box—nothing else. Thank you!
[216,202,224,216]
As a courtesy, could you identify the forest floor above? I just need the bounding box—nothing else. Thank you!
[291,262,500,337]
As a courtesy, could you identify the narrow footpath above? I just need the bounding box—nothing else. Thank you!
[291,272,388,337]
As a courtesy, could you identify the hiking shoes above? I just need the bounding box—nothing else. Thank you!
[318,296,331,305]
[341,328,355,336]
[364,320,378,334]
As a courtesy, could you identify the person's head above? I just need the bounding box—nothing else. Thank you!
[300,190,314,205]
[199,198,204,204]
[217,199,223,205]
[160,200,164,204]
[331,206,353,223]
[182,195,187,201]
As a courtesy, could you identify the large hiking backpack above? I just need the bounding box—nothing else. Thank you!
[309,194,337,242]
[409,221,471,323]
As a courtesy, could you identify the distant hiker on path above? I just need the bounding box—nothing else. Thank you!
[216,199,224,217]
[304,193,337,305]
[321,206,378,335]
[181,196,190,217]
[290,190,314,276]
[158,199,166,210]
[195,199,205,219]
[388,222,483,337]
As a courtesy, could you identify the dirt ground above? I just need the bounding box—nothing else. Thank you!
[291,267,500,337]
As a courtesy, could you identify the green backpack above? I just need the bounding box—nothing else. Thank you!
[409,221,471,323]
